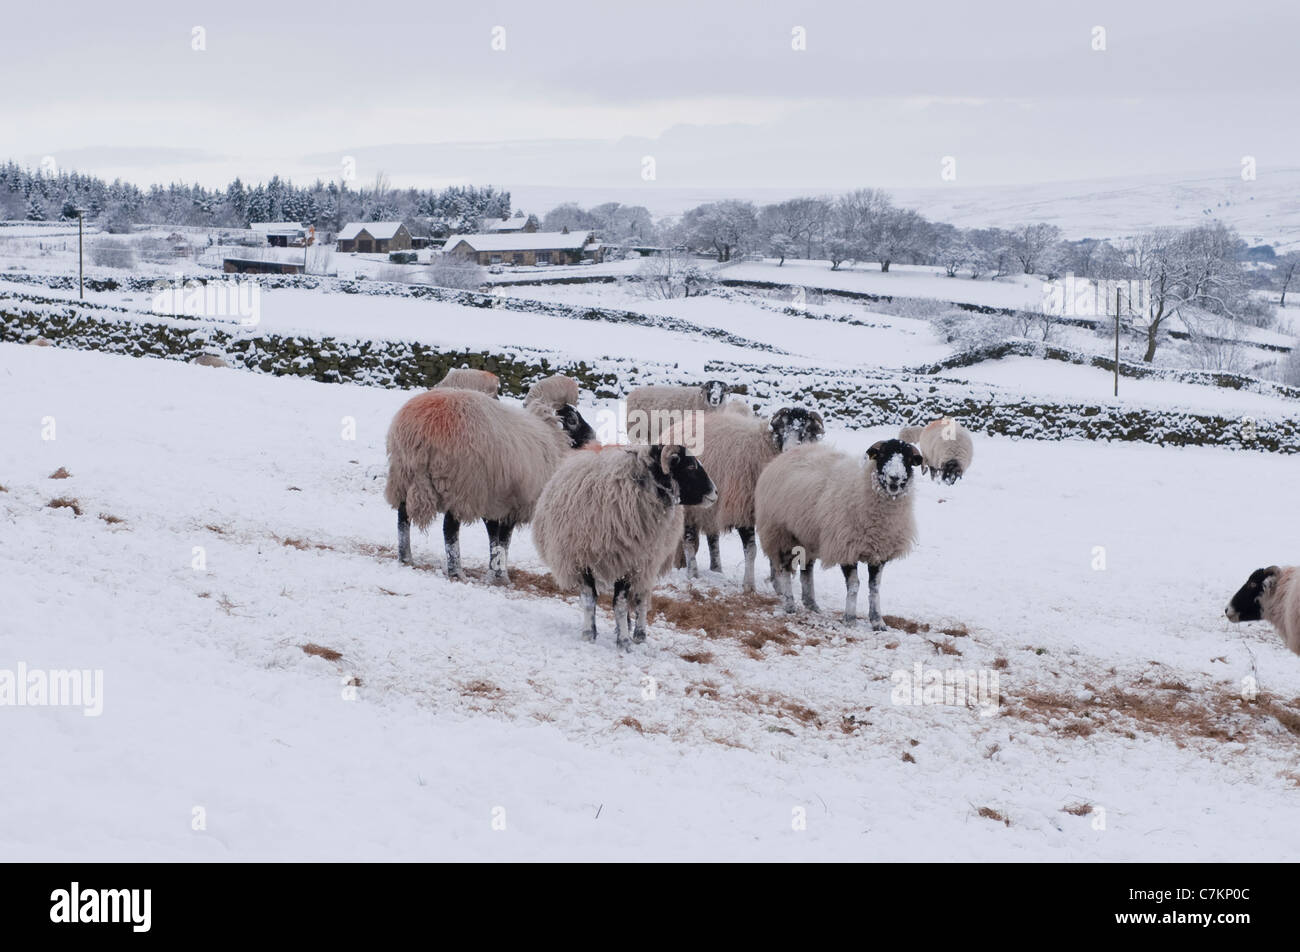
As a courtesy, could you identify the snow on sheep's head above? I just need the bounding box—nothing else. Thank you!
[647,444,717,507]
[769,407,825,451]
[700,380,728,408]
[937,458,964,486]
[866,439,922,498]
[1226,566,1280,623]
[558,404,597,449]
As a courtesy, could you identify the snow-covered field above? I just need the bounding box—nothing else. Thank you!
[4,338,1300,861]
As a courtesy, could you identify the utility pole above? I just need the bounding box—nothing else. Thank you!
[1114,287,1121,397]
[77,209,84,300]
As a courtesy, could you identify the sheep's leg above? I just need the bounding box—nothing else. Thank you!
[397,502,412,565]
[485,519,513,585]
[867,562,886,631]
[776,550,797,613]
[613,578,632,650]
[707,533,722,573]
[737,526,757,592]
[442,514,462,579]
[841,564,860,623]
[800,564,819,612]
[580,569,598,642]
[682,525,700,577]
[631,591,649,643]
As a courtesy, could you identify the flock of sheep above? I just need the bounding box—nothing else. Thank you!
[384,368,974,648]
[383,367,1297,657]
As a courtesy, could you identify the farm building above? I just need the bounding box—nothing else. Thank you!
[483,216,537,234]
[443,230,603,267]
[223,258,305,275]
[336,222,412,254]
[249,222,313,247]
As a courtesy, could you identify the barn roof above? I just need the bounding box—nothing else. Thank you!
[484,218,528,232]
[444,230,592,252]
[249,221,308,234]
[338,221,406,241]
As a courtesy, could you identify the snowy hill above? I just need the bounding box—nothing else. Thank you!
[5,339,1300,860]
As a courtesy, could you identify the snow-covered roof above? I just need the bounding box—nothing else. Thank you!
[484,218,528,232]
[338,222,406,241]
[249,221,308,234]
[444,230,592,252]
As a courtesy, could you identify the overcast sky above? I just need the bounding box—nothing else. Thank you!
[6,0,1298,195]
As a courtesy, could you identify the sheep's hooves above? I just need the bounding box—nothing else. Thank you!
[632,631,647,644]
[582,629,597,642]
[870,619,888,632]
[489,574,510,586]
[804,602,821,613]
[615,638,633,653]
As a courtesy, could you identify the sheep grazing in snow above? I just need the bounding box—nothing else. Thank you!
[1226,566,1300,654]
[532,444,717,649]
[435,367,500,399]
[898,417,974,485]
[666,407,825,590]
[385,387,596,582]
[625,381,729,444]
[755,438,922,630]
[524,374,580,411]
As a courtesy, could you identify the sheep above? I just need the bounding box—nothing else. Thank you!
[524,374,580,411]
[532,444,716,649]
[191,353,229,368]
[898,417,974,485]
[435,367,500,398]
[1226,566,1300,654]
[625,381,728,444]
[666,407,825,590]
[385,388,595,582]
[30,337,53,347]
[755,438,923,630]
[722,399,755,416]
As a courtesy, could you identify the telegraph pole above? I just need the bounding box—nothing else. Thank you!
[1114,287,1121,397]
[77,209,84,300]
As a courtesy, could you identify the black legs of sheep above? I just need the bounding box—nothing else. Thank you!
[580,572,647,648]
[841,563,886,630]
[681,527,723,578]
[485,519,515,585]
[736,527,758,592]
[443,514,462,577]
[397,503,412,565]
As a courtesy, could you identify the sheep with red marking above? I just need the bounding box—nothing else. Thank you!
[384,388,595,582]
[1226,566,1300,654]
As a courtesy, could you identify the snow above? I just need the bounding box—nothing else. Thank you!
[5,340,1300,860]
[337,222,405,241]
[445,231,593,252]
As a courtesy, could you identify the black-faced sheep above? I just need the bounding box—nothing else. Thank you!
[524,374,580,411]
[666,407,824,590]
[755,438,922,630]
[625,381,728,444]
[898,417,974,485]
[385,388,595,582]
[532,444,716,649]
[435,367,500,398]
[1226,566,1300,654]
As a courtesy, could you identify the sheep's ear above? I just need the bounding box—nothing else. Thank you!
[769,408,788,430]
[866,440,885,460]
[908,446,924,467]
[1262,568,1280,592]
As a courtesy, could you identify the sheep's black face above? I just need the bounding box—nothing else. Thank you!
[770,408,825,451]
[701,380,728,408]
[866,439,922,498]
[1226,567,1278,623]
[939,458,963,485]
[559,405,597,448]
[650,444,717,507]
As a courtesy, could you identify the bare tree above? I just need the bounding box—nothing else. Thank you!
[1009,223,1062,274]
[636,249,712,298]
[1274,252,1300,307]
[681,200,758,262]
